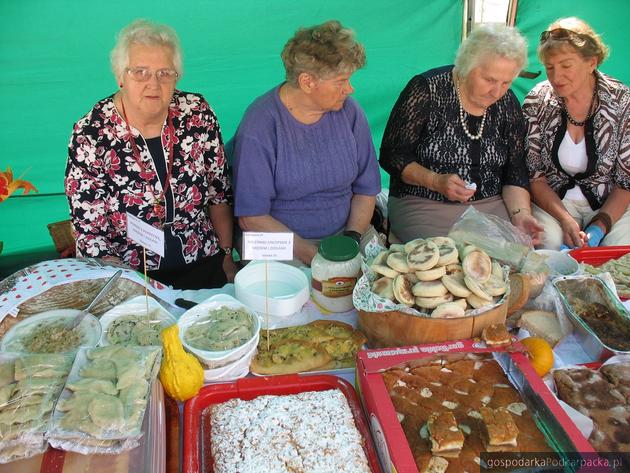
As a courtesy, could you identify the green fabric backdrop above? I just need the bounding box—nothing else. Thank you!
[1,0,628,275]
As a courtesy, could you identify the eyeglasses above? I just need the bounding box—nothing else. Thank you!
[126,67,179,83]
[539,28,592,48]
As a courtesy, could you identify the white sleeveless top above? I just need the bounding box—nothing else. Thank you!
[558,131,588,201]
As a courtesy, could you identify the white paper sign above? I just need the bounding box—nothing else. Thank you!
[242,232,293,261]
[126,212,165,257]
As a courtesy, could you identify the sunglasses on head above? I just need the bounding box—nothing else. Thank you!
[540,27,591,46]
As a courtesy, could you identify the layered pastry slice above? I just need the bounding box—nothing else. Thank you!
[481,323,511,346]
[427,411,465,458]
[480,406,519,451]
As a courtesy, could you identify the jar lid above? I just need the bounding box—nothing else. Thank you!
[318,235,359,261]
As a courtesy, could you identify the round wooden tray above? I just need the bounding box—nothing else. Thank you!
[358,299,507,348]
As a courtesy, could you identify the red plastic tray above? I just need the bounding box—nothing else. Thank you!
[570,245,630,301]
[183,374,382,473]
[569,245,630,267]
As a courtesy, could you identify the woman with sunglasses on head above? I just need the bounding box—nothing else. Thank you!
[65,19,236,289]
[380,24,543,243]
[524,17,630,249]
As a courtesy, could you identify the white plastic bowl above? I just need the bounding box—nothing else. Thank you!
[99,295,176,346]
[1,309,101,354]
[535,249,580,277]
[234,261,310,317]
[177,294,261,369]
[202,341,258,382]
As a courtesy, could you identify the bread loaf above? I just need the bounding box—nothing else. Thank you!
[507,274,530,314]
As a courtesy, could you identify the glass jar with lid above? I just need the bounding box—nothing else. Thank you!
[311,235,362,313]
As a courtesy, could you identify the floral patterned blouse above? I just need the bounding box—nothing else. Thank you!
[523,71,630,209]
[65,90,232,270]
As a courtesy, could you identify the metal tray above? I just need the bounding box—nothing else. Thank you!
[552,275,630,360]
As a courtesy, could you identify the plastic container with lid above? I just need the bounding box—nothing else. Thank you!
[311,235,362,313]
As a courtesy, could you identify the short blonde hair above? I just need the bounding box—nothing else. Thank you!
[281,20,366,85]
[538,17,609,66]
[110,19,183,81]
[454,24,527,79]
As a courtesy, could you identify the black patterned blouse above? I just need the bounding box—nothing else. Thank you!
[523,71,630,210]
[65,91,232,270]
[380,65,529,201]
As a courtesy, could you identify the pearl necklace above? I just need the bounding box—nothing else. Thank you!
[455,79,487,140]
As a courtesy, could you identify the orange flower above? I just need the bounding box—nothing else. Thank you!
[0,167,37,202]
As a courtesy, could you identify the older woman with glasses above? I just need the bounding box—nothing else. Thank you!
[232,20,381,265]
[524,17,630,249]
[65,19,236,289]
[380,24,542,243]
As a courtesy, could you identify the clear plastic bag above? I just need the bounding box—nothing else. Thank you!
[46,345,161,455]
[0,352,74,463]
[448,206,542,271]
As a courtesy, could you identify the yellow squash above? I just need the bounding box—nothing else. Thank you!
[160,325,204,401]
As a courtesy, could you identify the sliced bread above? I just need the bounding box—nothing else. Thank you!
[518,310,563,346]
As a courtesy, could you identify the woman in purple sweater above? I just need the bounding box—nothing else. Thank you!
[232,20,381,265]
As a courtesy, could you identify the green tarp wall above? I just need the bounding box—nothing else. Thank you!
[1,0,629,276]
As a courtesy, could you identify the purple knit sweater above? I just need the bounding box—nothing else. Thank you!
[233,85,380,239]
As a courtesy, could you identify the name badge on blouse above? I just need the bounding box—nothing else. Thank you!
[126,212,165,257]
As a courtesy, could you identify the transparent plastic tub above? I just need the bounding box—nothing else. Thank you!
[1,309,101,354]
[99,296,176,346]
[60,380,165,473]
[177,294,261,369]
[0,381,165,473]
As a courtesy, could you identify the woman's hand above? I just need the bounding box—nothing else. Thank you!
[222,254,239,283]
[511,212,544,246]
[432,173,476,203]
[559,216,587,248]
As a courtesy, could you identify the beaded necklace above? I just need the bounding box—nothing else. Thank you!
[455,78,487,140]
[561,85,597,127]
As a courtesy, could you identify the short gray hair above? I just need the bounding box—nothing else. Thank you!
[281,20,366,85]
[454,24,527,79]
[110,19,183,81]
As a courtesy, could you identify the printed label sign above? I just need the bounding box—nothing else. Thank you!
[242,232,294,261]
[312,276,357,297]
[126,212,165,257]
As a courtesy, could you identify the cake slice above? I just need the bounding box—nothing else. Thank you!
[419,455,449,473]
[427,411,465,457]
[480,407,519,451]
[519,310,563,346]
[481,323,511,346]
[600,363,630,401]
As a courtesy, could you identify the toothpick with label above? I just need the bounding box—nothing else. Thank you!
[126,212,165,319]
[242,232,294,351]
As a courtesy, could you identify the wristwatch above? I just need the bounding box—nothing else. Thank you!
[221,246,233,257]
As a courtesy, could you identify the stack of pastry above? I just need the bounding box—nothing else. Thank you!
[381,353,551,472]
[370,237,507,318]
[251,320,367,375]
